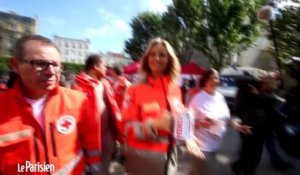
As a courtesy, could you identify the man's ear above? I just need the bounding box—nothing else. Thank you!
[8,57,20,74]
[93,64,99,71]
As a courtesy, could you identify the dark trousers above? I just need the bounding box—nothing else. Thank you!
[232,128,268,175]
[265,133,286,167]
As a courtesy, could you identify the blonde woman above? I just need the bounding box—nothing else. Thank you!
[121,38,203,175]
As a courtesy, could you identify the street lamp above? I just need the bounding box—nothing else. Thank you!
[257,4,283,86]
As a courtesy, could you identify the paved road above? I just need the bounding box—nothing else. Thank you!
[218,128,300,175]
[110,128,300,175]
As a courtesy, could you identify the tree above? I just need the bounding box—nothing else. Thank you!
[161,0,205,65]
[62,62,84,73]
[193,0,266,70]
[270,4,300,64]
[0,56,10,74]
[124,1,204,64]
[124,12,164,61]
[125,0,266,71]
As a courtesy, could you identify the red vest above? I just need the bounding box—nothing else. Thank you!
[73,72,123,142]
[122,76,183,153]
[0,81,101,175]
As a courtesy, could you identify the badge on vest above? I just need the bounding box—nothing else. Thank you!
[56,115,76,134]
[173,99,183,112]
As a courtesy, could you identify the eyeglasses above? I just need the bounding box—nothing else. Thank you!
[20,59,61,72]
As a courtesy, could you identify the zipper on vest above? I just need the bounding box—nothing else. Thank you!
[34,125,51,175]
[34,131,40,162]
[41,129,51,175]
[25,101,50,175]
[50,123,58,157]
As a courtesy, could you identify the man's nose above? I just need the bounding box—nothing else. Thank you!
[45,64,57,74]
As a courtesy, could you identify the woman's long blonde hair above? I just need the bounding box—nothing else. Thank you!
[139,38,181,82]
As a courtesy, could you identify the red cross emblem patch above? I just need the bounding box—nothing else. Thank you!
[56,115,76,134]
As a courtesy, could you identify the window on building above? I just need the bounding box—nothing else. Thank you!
[65,50,69,55]
[24,26,32,34]
[9,48,14,55]
[78,44,82,49]
[8,22,17,31]
[7,34,16,50]
[11,38,16,48]
[65,42,68,48]
[85,44,88,49]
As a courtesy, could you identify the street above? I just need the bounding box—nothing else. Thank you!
[217,128,300,175]
[111,128,300,175]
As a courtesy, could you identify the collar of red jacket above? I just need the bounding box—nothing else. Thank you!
[10,78,59,100]
[75,72,112,92]
[147,75,171,92]
[76,72,99,85]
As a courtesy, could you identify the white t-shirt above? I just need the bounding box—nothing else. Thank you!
[189,90,230,152]
[25,95,48,131]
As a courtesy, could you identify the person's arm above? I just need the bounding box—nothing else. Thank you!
[185,137,205,159]
[228,117,252,135]
[78,98,102,174]
[121,88,171,141]
[151,110,172,132]
[103,82,123,142]
[189,97,215,129]
[186,95,206,159]
[234,88,244,118]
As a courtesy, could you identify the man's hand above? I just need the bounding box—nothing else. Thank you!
[230,118,252,135]
[237,125,253,135]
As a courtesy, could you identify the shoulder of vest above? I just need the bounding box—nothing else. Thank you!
[58,87,87,102]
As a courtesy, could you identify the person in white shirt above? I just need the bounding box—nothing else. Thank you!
[189,69,252,175]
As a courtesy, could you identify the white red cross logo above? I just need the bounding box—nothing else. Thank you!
[56,115,76,134]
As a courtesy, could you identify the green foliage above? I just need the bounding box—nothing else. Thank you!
[270,4,300,64]
[162,0,205,65]
[124,12,164,60]
[125,0,266,71]
[0,56,10,74]
[62,62,84,73]
[193,0,265,71]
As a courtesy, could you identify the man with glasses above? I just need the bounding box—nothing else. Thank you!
[0,35,102,175]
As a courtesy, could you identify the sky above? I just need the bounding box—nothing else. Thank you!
[0,0,172,53]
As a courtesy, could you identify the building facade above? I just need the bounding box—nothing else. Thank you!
[53,35,90,64]
[189,35,276,71]
[0,11,36,56]
[236,36,277,70]
[100,51,132,67]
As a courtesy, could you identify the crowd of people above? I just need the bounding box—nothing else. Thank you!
[0,34,296,175]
